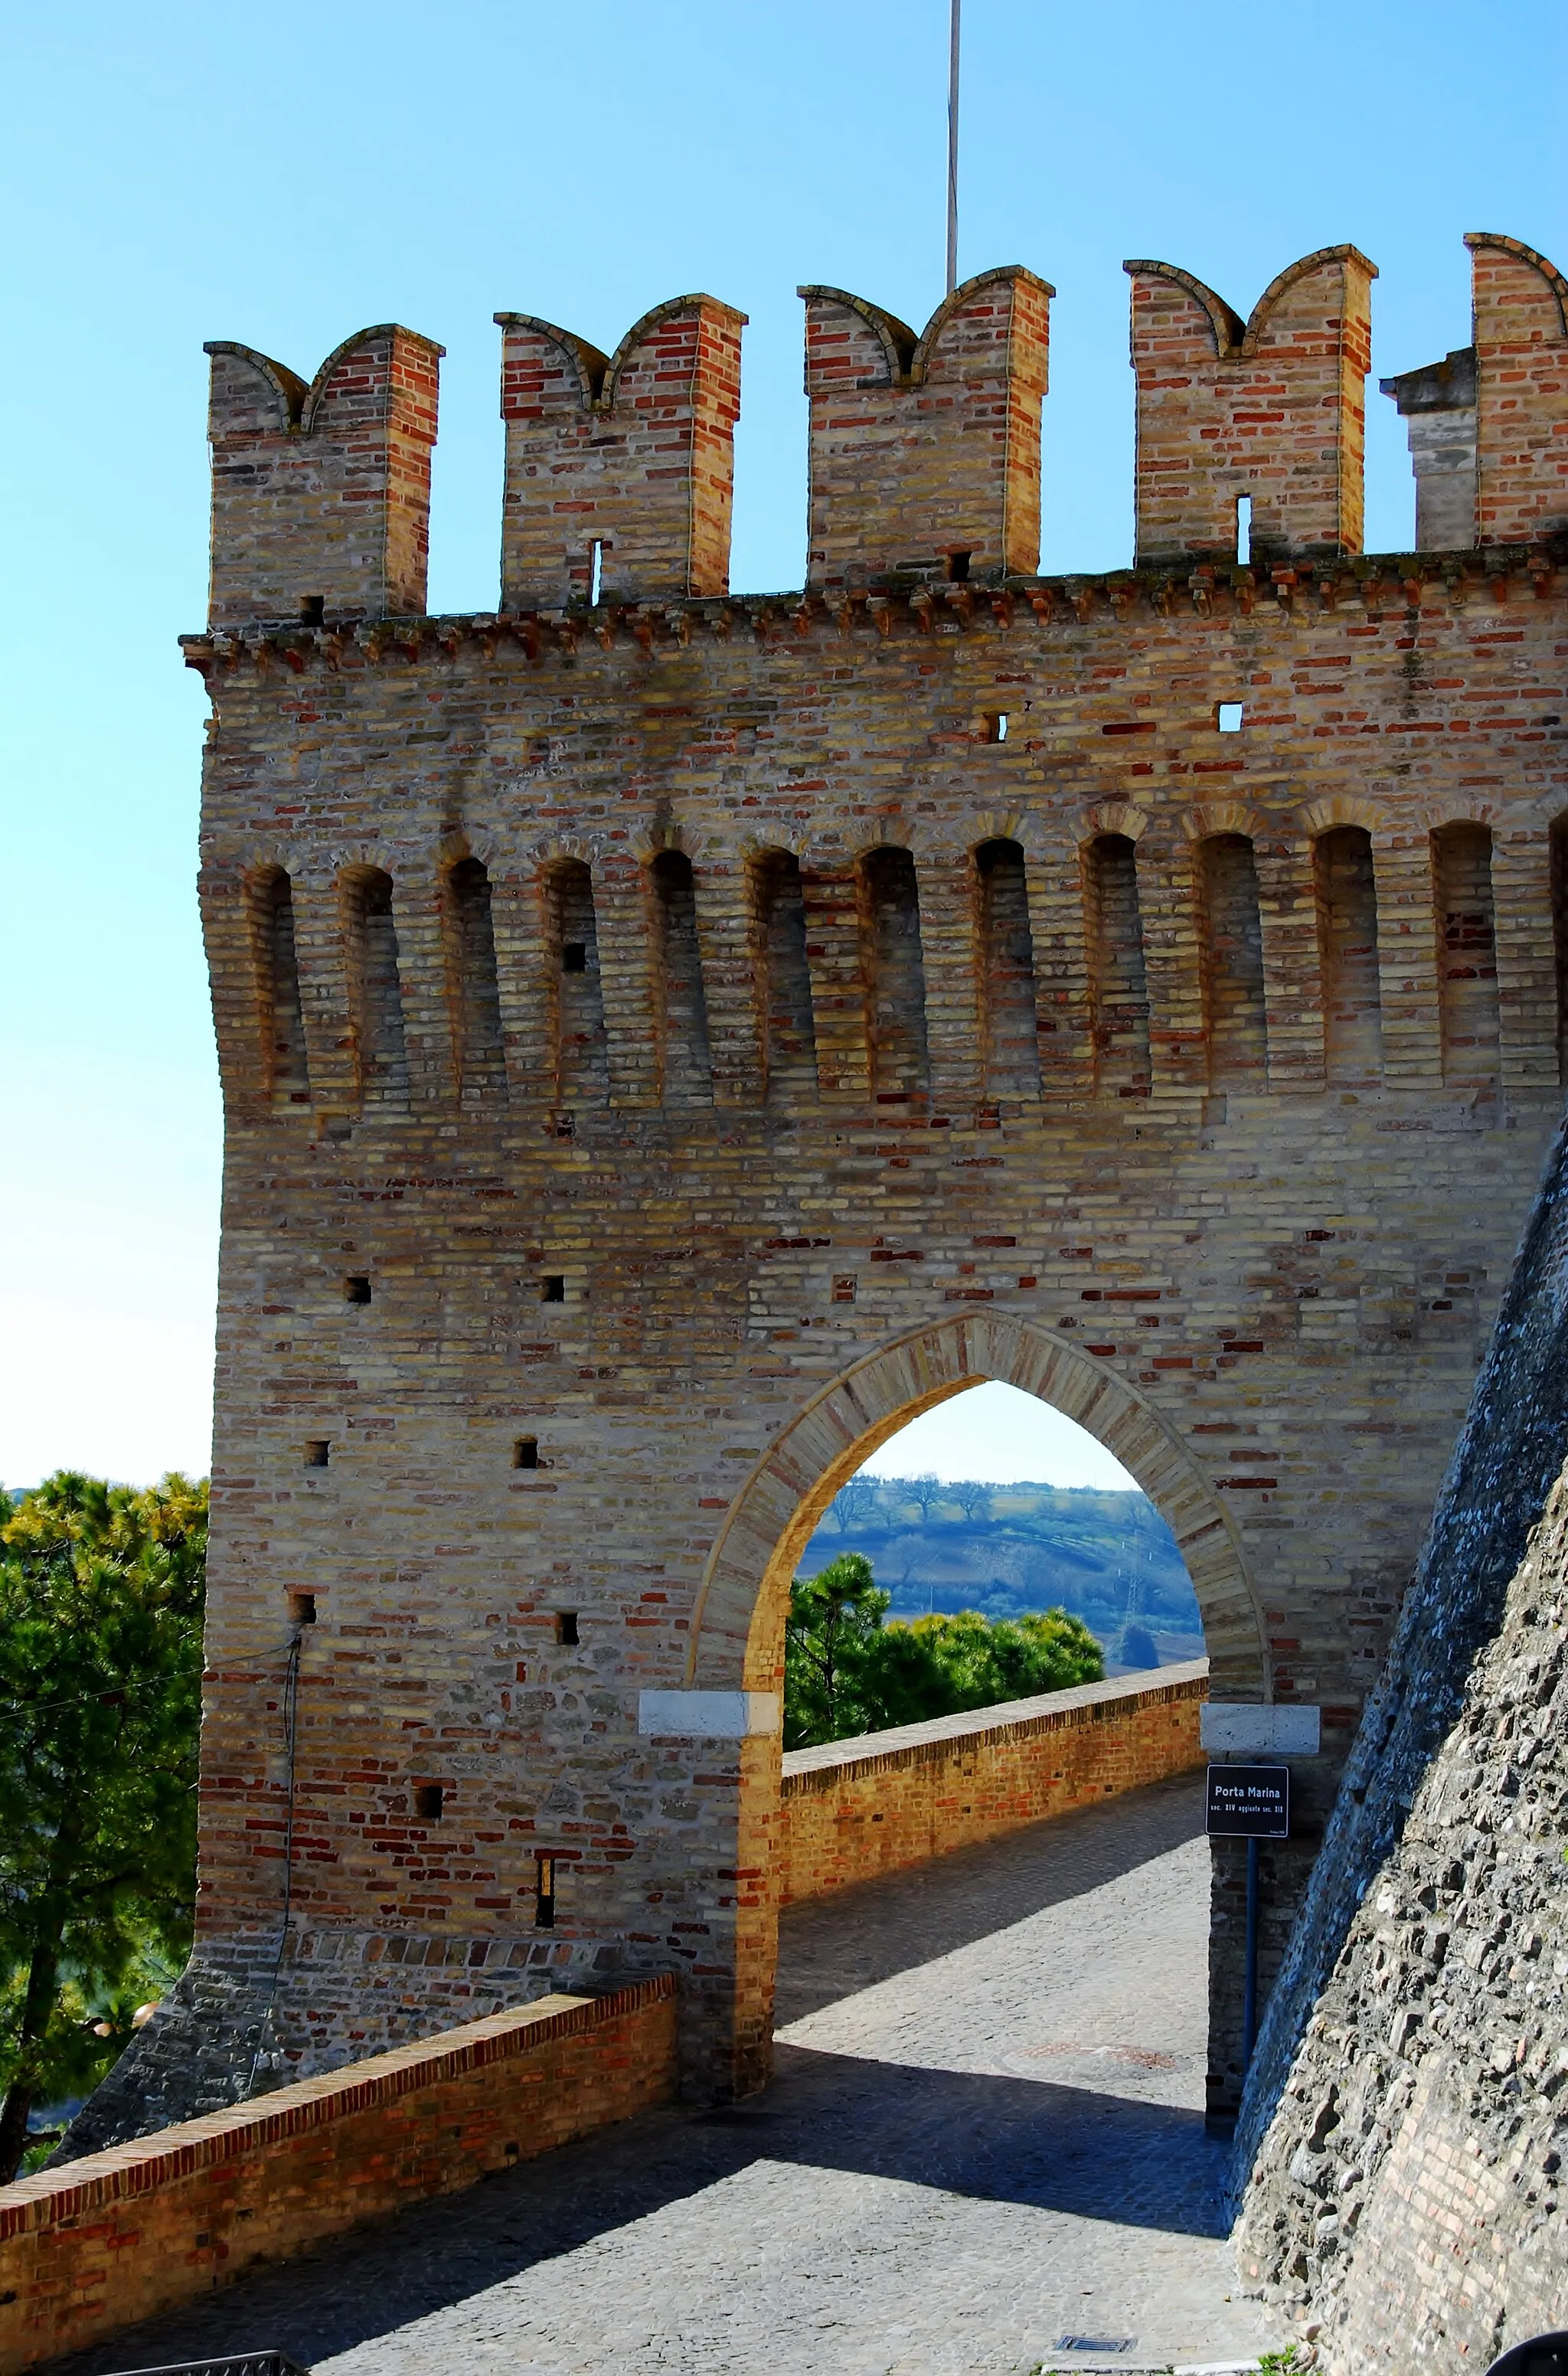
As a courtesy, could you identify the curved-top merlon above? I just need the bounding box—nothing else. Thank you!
[1123,247,1379,567]
[495,294,747,610]
[204,325,444,630]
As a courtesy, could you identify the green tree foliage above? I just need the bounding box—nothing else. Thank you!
[783,1554,890,1747]
[784,1551,1103,1750]
[0,1473,207,2181]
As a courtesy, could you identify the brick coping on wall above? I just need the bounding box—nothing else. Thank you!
[0,1977,672,2240]
[781,1658,1210,1789]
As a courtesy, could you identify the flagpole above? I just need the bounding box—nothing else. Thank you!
[946,0,961,296]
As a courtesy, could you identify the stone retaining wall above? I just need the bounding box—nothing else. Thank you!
[779,1659,1210,1904]
[1235,1110,1568,2365]
[0,1978,677,2376]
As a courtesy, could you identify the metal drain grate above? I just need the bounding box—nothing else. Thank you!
[102,2356,312,2376]
[1054,2340,1136,2358]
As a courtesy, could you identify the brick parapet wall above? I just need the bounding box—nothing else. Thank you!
[0,1978,677,2376]
[779,1661,1210,1904]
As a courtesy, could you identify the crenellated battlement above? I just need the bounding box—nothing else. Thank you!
[799,266,1052,589]
[496,294,746,610]
[205,324,444,630]
[1125,246,1377,564]
[202,235,1568,631]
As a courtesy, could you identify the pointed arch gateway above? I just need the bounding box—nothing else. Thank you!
[686,1310,1269,1701]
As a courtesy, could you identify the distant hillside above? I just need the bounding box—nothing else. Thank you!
[798,1476,1202,1675]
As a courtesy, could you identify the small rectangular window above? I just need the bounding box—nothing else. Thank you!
[305,1440,330,1469]
[555,1610,579,1646]
[513,1436,540,1470]
[413,1783,444,1822]
[541,1276,566,1303]
[1236,493,1252,564]
[945,551,972,583]
[287,1590,317,1627]
[561,942,587,973]
[589,538,604,606]
[535,1851,557,1929]
[299,594,325,627]
[986,714,1008,744]
[1217,703,1244,734]
[345,1276,371,1305]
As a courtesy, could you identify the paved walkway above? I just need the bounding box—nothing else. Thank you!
[52,1775,1282,2375]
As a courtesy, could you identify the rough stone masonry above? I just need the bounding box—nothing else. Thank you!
[1235,1103,1568,2363]
[64,230,1568,2155]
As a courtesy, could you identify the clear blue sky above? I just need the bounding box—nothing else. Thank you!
[2,2,1562,1485]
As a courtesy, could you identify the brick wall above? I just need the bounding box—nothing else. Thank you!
[1468,234,1568,547]
[206,325,443,630]
[497,296,746,610]
[0,1979,676,2376]
[801,267,1051,587]
[70,227,1568,2167]
[1125,247,1376,564]
[779,1662,1208,1905]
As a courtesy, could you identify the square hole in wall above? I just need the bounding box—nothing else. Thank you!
[413,1783,444,1822]
[1217,703,1245,734]
[561,942,587,973]
[541,1276,566,1303]
[287,1590,317,1627]
[305,1440,331,1469]
[555,1610,579,1646]
[944,550,972,583]
[513,1436,540,1470]
[985,713,1009,744]
[299,594,325,627]
[345,1276,371,1305]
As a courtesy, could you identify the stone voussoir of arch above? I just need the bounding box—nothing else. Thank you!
[686,1309,1269,1699]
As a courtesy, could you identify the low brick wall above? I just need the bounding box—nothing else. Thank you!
[779,1659,1209,1904]
[0,1978,676,2376]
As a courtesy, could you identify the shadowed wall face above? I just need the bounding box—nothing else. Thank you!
[753,849,817,1105]
[1086,833,1151,1095]
[977,838,1042,1099]
[448,858,507,1111]
[1197,835,1267,1087]
[1315,828,1383,1086]
[1434,821,1501,1090]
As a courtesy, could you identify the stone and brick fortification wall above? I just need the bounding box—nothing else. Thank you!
[779,1662,1207,1905]
[0,1979,675,2376]
[71,229,1568,2159]
[1234,1106,1568,2365]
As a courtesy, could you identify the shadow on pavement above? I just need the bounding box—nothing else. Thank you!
[777,1767,1206,2023]
[42,1775,1217,2375]
[43,2054,1227,2375]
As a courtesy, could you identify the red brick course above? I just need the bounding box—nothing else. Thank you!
[779,1662,1208,1904]
[0,1979,676,2376]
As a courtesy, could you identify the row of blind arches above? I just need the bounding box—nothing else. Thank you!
[255,822,1524,1116]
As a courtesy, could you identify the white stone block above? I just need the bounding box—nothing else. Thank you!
[638,1690,780,1739]
[1200,1701,1321,1756]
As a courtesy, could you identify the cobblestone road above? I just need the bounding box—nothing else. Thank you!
[51,1774,1283,2375]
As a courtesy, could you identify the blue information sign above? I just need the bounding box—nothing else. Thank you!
[1205,1763,1289,1838]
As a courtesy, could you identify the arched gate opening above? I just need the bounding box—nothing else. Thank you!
[684,1312,1270,2108]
